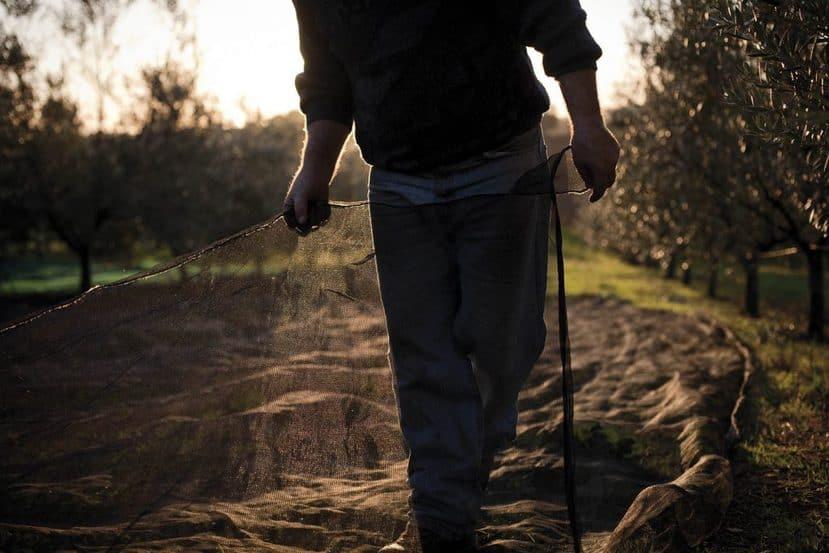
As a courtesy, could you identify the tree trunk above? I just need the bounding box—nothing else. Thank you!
[79,246,92,292]
[707,257,719,299]
[742,253,759,318]
[805,249,824,341]
[665,252,678,279]
[682,263,692,286]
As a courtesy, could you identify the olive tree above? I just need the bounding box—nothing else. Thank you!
[713,0,828,339]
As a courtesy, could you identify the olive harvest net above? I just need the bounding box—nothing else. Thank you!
[0,148,728,553]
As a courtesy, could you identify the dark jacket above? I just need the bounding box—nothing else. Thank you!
[292,0,602,173]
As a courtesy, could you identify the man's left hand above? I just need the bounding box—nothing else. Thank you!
[571,121,621,203]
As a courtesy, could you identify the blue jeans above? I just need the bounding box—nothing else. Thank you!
[368,125,551,538]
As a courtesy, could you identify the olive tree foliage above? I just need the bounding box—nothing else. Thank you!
[128,59,305,258]
[213,110,305,228]
[712,0,828,340]
[1,1,312,292]
[25,87,130,292]
[0,0,186,291]
[3,0,183,135]
[0,1,36,17]
[127,59,220,256]
[2,55,133,293]
[586,0,828,331]
[0,31,34,254]
[590,1,781,282]
[713,0,828,233]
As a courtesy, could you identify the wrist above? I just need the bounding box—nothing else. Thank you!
[570,112,605,132]
[558,68,605,133]
[298,163,334,187]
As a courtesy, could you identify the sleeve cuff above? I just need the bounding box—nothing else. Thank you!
[548,60,598,80]
[302,99,354,127]
[542,26,603,80]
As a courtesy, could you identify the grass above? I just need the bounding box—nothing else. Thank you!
[0,248,348,298]
[558,230,829,552]
[0,257,160,295]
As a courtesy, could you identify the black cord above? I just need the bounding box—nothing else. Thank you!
[550,145,582,553]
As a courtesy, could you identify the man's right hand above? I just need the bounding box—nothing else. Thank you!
[284,170,331,226]
[281,119,351,232]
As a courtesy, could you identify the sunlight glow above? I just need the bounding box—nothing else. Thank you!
[19,0,639,128]
[194,0,639,125]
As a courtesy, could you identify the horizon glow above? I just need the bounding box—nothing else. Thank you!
[11,0,640,130]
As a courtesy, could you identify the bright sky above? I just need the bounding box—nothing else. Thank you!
[194,0,640,125]
[19,0,640,128]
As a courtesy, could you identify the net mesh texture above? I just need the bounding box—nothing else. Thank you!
[0,148,743,553]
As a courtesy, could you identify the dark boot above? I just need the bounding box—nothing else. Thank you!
[379,520,478,553]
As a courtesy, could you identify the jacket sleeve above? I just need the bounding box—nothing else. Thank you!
[292,1,354,126]
[516,0,603,79]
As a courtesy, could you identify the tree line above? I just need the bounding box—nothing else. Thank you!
[2,1,826,341]
[0,0,372,292]
[588,0,827,341]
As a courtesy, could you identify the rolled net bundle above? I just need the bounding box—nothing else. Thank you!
[1,147,725,553]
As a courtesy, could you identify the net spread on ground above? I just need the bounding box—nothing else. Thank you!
[1,149,746,552]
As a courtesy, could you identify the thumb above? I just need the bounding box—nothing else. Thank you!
[575,161,595,190]
[589,185,607,203]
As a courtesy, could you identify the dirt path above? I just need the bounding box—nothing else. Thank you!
[0,294,749,552]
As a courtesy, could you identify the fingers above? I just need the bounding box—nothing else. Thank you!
[282,193,308,236]
[578,161,618,203]
[283,196,331,237]
[574,162,595,193]
[283,170,332,236]
[589,168,617,203]
[575,162,605,202]
[608,162,619,186]
[283,204,305,237]
[589,184,607,203]
[292,195,309,225]
[309,202,332,228]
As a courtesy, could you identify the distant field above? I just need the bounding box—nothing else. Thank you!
[561,230,827,325]
[3,233,825,319]
[0,258,160,295]
[0,257,177,326]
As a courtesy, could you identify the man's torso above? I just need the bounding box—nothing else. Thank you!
[300,0,551,172]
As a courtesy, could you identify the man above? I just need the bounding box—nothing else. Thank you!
[286,1,620,551]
